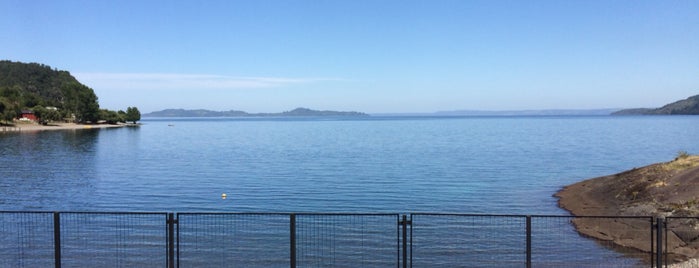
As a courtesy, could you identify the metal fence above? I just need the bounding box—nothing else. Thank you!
[177,213,290,267]
[410,214,527,267]
[0,211,675,267]
[294,213,399,268]
[664,217,699,266]
[529,216,654,268]
[0,212,54,267]
[0,212,168,268]
[59,212,167,267]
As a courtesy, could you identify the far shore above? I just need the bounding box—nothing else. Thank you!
[1,122,135,132]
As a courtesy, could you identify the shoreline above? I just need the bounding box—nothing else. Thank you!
[2,122,132,132]
[556,155,699,264]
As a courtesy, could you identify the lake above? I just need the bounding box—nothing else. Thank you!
[3,115,698,266]
[2,115,698,213]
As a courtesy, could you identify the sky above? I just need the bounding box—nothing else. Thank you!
[1,0,698,113]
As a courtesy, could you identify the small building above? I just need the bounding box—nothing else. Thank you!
[20,110,37,121]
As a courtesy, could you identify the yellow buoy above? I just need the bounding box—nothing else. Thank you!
[221,193,227,200]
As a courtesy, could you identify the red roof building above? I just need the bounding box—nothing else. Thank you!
[20,110,37,121]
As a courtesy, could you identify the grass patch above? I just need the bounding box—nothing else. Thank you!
[665,154,699,171]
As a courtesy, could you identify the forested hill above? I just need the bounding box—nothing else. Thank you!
[0,60,100,122]
[613,94,699,115]
[144,107,369,117]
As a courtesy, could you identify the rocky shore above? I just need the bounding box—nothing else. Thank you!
[556,154,699,264]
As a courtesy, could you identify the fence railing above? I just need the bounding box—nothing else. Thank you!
[0,211,683,267]
[664,217,699,267]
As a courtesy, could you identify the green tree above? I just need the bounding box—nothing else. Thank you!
[43,108,61,123]
[31,105,60,124]
[76,90,100,123]
[125,106,141,124]
[117,110,127,123]
[2,111,14,123]
[0,85,21,100]
[0,97,19,124]
[32,105,47,123]
[99,109,120,124]
[62,82,100,123]
[1,102,18,124]
[0,101,5,124]
[23,93,42,108]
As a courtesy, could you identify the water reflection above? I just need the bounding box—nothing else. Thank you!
[0,130,101,210]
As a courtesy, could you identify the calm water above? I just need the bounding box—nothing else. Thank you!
[3,115,698,266]
[2,115,698,213]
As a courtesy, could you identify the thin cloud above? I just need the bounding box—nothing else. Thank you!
[74,72,341,90]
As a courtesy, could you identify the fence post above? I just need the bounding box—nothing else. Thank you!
[409,215,413,268]
[400,215,410,268]
[167,213,176,268]
[53,212,61,268]
[526,215,531,268]
[290,214,296,268]
[650,217,655,266]
[656,217,663,268]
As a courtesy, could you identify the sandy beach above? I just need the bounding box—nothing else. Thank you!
[1,122,130,132]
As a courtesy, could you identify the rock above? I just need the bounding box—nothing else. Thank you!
[556,155,699,264]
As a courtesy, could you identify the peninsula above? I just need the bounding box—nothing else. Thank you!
[0,60,141,127]
[556,154,699,264]
[613,94,699,115]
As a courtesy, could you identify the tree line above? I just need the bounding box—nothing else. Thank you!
[0,60,139,125]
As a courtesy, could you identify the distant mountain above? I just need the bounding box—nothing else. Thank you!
[613,95,699,115]
[144,107,369,117]
[144,109,248,117]
[432,109,620,116]
[261,107,368,117]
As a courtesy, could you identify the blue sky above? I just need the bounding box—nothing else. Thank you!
[2,0,697,113]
